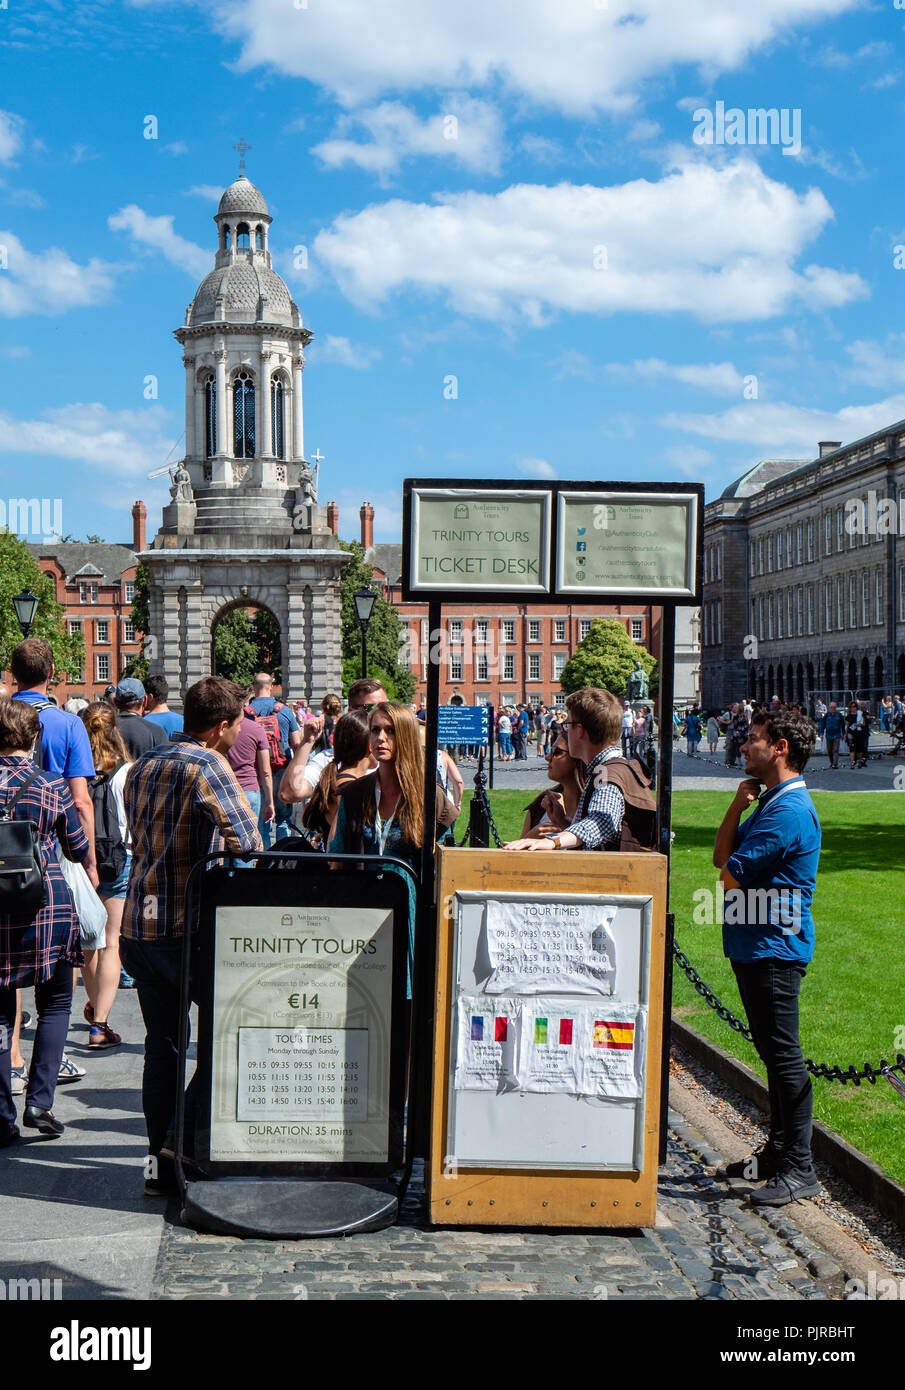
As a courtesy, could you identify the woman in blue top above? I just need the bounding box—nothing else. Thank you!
[328,703,457,992]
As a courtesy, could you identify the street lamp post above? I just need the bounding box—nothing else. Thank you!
[12,589,40,639]
[354,586,377,682]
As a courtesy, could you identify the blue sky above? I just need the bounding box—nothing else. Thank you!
[2,0,905,545]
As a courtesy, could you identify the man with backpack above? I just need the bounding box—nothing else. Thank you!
[247,672,301,844]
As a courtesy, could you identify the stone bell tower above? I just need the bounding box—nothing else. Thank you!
[142,162,348,703]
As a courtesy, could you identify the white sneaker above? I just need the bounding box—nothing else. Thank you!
[57,1053,86,1083]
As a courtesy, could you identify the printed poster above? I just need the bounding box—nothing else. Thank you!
[579,1004,646,1099]
[455,996,521,1093]
[482,899,617,996]
[519,998,584,1094]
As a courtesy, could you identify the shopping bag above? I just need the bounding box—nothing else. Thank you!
[56,849,107,949]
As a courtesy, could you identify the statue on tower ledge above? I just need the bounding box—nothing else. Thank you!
[169,463,193,503]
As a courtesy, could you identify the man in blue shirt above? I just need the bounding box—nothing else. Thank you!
[713,707,822,1206]
[143,675,183,737]
[11,639,97,885]
[823,700,844,769]
[248,672,301,843]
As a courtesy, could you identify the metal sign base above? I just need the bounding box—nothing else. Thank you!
[180,1179,399,1239]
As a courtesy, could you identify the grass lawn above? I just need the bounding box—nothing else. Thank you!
[461,787,905,1185]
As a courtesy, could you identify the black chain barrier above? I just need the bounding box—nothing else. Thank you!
[672,940,905,1096]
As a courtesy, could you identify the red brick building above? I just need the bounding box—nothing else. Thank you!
[17,502,147,703]
[331,501,661,708]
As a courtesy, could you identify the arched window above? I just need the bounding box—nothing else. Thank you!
[255,225,264,250]
[224,225,232,249]
[236,223,250,250]
[271,376,284,459]
[204,374,217,457]
[233,371,255,458]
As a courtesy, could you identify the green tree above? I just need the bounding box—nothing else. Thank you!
[212,607,282,687]
[122,563,151,680]
[338,540,415,702]
[0,531,85,679]
[559,618,658,698]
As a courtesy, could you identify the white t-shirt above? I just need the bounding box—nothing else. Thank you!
[498,716,511,735]
[622,708,633,731]
[108,761,131,850]
[302,748,333,789]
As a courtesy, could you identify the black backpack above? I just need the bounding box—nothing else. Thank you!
[0,769,47,918]
[88,763,127,880]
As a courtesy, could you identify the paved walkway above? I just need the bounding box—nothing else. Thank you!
[0,986,863,1302]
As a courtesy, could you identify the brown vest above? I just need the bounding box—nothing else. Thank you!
[575,756,657,852]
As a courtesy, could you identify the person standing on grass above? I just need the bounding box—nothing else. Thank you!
[713,707,822,1206]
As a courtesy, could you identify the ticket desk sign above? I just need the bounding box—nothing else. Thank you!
[177,859,411,1239]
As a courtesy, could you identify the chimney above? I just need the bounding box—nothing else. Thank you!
[132,500,146,552]
[360,501,375,551]
[818,440,841,459]
[326,500,339,536]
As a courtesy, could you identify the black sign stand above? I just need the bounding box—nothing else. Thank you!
[173,851,417,1239]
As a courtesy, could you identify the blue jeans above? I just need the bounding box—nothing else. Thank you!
[237,789,261,867]
[268,767,294,843]
[119,937,204,1165]
[0,958,73,1125]
[732,958,813,1174]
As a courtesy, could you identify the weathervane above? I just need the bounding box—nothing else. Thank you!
[232,138,252,177]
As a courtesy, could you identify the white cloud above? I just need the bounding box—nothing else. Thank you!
[605,358,745,394]
[165,141,189,155]
[312,98,503,178]
[108,205,209,278]
[516,456,557,479]
[518,134,566,165]
[184,184,223,200]
[663,394,905,454]
[214,0,857,116]
[665,444,716,478]
[0,231,118,317]
[313,158,867,325]
[0,111,25,163]
[0,402,178,511]
[315,335,382,369]
[844,336,905,388]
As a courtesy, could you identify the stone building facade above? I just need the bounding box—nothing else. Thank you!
[142,173,347,703]
[702,429,905,710]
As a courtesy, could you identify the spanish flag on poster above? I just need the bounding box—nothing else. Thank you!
[593,1019,635,1050]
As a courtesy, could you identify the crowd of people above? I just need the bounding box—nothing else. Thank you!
[678,692,903,768]
[0,646,834,1209]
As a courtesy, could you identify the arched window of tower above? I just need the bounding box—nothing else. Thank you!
[255,225,264,250]
[271,376,285,460]
[204,374,217,458]
[236,222,250,250]
[233,370,255,459]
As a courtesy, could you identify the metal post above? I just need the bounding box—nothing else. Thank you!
[410,598,442,1157]
[360,625,367,681]
[656,603,676,1163]
[487,705,494,790]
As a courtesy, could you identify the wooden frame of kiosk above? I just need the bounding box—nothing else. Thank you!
[427,848,667,1228]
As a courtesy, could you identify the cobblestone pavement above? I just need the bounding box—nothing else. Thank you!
[152,1117,843,1301]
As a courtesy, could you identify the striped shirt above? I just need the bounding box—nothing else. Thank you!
[122,733,263,942]
[569,746,626,849]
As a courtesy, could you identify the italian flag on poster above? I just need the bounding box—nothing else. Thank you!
[580,1004,645,1099]
[520,999,583,1094]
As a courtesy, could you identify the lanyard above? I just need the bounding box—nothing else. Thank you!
[749,777,806,821]
[374,782,398,856]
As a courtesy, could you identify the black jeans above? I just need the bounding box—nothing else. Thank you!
[119,937,203,1166]
[732,958,813,1174]
[0,958,73,1126]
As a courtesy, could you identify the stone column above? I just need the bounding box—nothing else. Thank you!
[259,349,272,457]
[182,355,195,458]
[183,576,208,691]
[215,347,229,456]
[286,581,310,700]
[194,375,206,463]
[160,584,185,704]
[292,354,304,461]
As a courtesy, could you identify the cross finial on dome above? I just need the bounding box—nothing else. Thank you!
[232,137,252,177]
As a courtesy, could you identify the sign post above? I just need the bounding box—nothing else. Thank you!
[174,853,414,1238]
[402,477,703,1213]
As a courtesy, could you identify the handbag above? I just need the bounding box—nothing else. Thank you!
[56,849,107,949]
[0,770,47,917]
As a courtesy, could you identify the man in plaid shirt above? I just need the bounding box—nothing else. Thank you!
[505,687,629,852]
[120,676,262,1194]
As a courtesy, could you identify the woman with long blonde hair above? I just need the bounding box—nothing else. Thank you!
[328,702,457,991]
[78,702,132,1047]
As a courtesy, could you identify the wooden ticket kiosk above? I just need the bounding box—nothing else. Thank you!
[427,848,667,1228]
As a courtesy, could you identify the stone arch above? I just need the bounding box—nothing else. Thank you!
[897,652,905,689]
[796,662,804,703]
[874,656,884,691]
[208,593,284,687]
[847,657,857,695]
[776,664,784,702]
